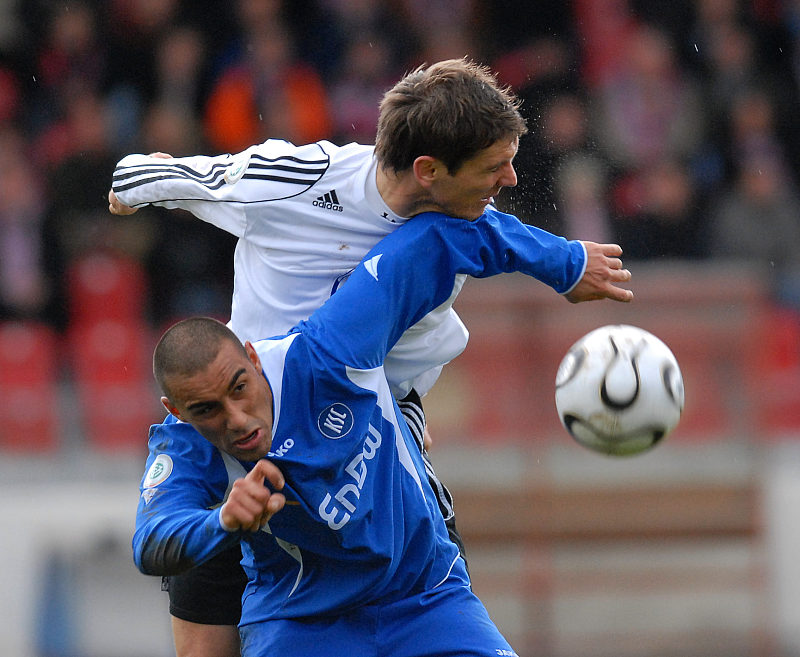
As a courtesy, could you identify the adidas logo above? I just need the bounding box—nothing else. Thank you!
[312,190,344,212]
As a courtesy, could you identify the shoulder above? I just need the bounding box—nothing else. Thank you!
[143,416,231,495]
[147,415,217,460]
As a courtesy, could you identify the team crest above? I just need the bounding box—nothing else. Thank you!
[318,403,354,439]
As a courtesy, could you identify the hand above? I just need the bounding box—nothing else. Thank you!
[108,189,137,215]
[220,459,286,532]
[565,242,633,304]
[107,152,172,215]
[423,426,433,452]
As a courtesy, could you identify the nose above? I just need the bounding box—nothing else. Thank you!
[224,399,251,432]
[499,162,517,188]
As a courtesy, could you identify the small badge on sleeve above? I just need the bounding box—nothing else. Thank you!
[224,153,250,184]
[144,454,174,488]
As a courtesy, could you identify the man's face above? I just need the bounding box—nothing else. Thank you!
[426,136,519,220]
[163,340,273,461]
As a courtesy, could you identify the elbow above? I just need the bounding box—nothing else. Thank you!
[133,532,196,577]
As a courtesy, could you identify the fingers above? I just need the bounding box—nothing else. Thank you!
[107,189,138,215]
[567,242,634,304]
[108,189,119,214]
[223,460,286,532]
[599,242,623,257]
[250,458,285,491]
[422,426,433,452]
[607,285,634,303]
[148,152,173,159]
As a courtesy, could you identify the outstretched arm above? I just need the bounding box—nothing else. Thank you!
[301,210,614,371]
[108,152,172,216]
[565,242,633,303]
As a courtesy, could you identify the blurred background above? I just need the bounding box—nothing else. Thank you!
[1,0,800,655]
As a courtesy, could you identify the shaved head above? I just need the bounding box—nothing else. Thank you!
[153,317,247,401]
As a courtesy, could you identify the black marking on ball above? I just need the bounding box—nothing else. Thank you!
[564,413,665,453]
[662,363,683,409]
[555,345,586,389]
[600,335,641,410]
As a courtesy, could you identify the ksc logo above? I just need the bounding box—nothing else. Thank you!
[318,403,354,439]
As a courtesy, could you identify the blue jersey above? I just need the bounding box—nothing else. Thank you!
[133,208,586,625]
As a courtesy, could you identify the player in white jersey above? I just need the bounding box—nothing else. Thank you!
[111,58,633,657]
[135,208,632,657]
[111,138,466,397]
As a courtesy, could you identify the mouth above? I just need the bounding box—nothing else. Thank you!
[480,190,500,205]
[231,428,262,453]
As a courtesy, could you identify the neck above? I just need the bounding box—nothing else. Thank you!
[376,165,437,218]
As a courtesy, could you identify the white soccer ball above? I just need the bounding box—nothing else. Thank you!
[555,324,684,456]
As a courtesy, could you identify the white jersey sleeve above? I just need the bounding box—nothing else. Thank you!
[112,140,336,237]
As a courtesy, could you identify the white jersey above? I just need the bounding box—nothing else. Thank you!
[112,140,468,397]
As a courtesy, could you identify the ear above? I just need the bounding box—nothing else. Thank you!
[244,341,262,371]
[412,156,442,188]
[161,396,182,420]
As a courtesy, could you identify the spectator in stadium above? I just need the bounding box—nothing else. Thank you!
[591,23,706,183]
[203,21,331,153]
[111,57,632,657]
[0,127,49,321]
[133,204,631,656]
[708,146,800,311]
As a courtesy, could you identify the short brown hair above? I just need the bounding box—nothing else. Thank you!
[153,317,246,400]
[375,58,527,174]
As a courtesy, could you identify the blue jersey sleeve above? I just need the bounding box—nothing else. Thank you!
[132,416,242,576]
[297,208,585,371]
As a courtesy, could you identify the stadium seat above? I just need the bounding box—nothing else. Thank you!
[67,319,159,451]
[64,251,159,451]
[66,251,147,328]
[750,309,800,436]
[67,319,151,385]
[0,321,60,450]
[76,379,162,452]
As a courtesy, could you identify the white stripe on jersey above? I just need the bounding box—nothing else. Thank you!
[346,365,425,495]
[220,451,248,501]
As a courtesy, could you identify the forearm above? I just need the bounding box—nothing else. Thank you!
[111,153,246,235]
[303,210,586,371]
[133,506,239,576]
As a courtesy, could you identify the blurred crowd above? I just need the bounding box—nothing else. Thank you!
[2,0,800,332]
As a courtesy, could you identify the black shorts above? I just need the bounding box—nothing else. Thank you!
[162,543,247,625]
[163,390,467,624]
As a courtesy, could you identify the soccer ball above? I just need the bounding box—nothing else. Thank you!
[555,324,684,456]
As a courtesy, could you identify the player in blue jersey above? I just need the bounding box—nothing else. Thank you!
[114,58,632,657]
[134,208,632,657]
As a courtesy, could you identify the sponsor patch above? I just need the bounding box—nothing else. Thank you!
[144,454,173,488]
[317,403,354,439]
[224,153,249,184]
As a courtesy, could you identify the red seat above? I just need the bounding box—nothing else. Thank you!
[750,309,800,436]
[66,251,147,328]
[0,321,60,450]
[68,319,151,385]
[67,319,159,451]
[77,379,162,452]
